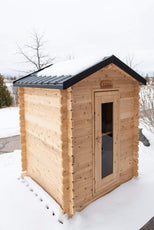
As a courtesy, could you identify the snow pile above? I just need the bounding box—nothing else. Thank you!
[23,176,67,223]
[0,127,154,229]
[6,82,13,95]
[37,56,107,77]
[0,150,67,230]
[0,107,20,138]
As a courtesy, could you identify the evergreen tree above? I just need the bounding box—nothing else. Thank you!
[0,74,12,108]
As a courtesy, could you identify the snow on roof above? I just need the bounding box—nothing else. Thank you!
[36,56,106,77]
[13,55,146,89]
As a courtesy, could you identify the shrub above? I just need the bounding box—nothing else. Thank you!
[140,85,154,133]
[0,74,13,108]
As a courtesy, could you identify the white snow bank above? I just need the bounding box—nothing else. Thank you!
[0,150,66,230]
[37,56,106,77]
[0,107,20,138]
[0,127,154,230]
[24,176,65,221]
[6,82,13,95]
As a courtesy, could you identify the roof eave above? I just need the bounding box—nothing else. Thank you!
[13,82,64,89]
[13,64,53,85]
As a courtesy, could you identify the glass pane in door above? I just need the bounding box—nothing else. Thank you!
[101,103,113,178]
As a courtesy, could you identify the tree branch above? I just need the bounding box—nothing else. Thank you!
[17,31,54,71]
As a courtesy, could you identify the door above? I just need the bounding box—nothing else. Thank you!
[94,90,119,194]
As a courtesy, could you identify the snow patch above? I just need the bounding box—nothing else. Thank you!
[0,107,20,138]
[22,176,66,222]
[0,150,67,230]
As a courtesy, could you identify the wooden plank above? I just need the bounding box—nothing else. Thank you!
[74,180,120,212]
[18,87,27,172]
[120,97,134,119]
[24,93,61,108]
[26,134,61,163]
[119,168,133,184]
[61,89,74,216]
[24,87,61,97]
[71,126,91,138]
[24,101,61,124]
[28,169,62,205]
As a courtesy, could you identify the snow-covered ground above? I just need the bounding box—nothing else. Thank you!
[6,82,13,95]
[0,128,153,230]
[0,107,20,138]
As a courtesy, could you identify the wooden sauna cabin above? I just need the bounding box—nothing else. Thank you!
[13,55,146,216]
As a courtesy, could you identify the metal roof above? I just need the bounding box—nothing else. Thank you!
[13,55,146,89]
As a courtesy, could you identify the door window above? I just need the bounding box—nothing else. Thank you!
[101,103,113,178]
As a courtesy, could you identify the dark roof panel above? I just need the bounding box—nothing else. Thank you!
[13,55,146,89]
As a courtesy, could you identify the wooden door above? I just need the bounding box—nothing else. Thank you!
[94,90,120,194]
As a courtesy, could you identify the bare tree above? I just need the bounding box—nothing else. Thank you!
[17,31,54,71]
[139,85,154,133]
[125,54,141,69]
[12,86,18,106]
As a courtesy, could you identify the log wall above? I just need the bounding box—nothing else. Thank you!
[20,87,64,206]
[19,63,140,216]
[70,64,140,212]
[61,89,74,215]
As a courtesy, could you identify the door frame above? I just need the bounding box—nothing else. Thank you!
[92,89,120,195]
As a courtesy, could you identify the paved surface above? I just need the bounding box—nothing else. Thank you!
[140,217,154,230]
[0,135,20,154]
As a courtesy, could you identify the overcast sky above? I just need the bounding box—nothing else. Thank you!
[0,0,154,76]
